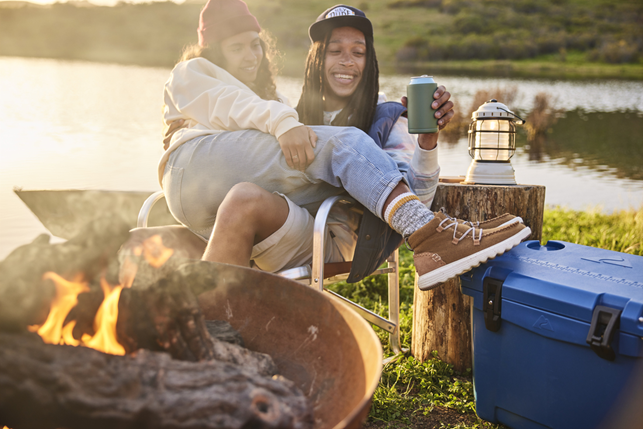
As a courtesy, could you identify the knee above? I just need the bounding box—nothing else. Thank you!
[332,127,375,152]
[218,182,269,221]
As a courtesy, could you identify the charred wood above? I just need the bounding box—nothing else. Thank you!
[0,332,313,429]
[117,270,276,376]
[205,320,244,347]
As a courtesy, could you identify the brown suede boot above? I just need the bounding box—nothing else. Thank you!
[434,209,523,229]
[408,216,531,290]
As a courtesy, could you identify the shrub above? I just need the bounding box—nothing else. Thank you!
[452,12,488,35]
[526,93,562,141]
[496,39,538,60]
[440,0,474,15]
[387,0,442,8]
[535,31,567,56]
[595,40,641,64]
[396,46,421,62]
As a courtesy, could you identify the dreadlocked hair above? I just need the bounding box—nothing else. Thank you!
[296,32,379,133]
[179,31,280,101]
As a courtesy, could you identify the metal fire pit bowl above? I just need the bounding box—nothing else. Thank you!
[193,261,383,429]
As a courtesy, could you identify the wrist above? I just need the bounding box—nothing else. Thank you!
[418,132,438,150]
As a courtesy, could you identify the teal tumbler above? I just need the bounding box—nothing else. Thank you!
[407,75,438,133]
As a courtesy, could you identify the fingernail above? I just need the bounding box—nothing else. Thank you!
[432,102,438,108]
[439,120,443,125]
[435,112,441,118]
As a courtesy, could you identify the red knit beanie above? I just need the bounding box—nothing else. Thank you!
[197,0,261,47]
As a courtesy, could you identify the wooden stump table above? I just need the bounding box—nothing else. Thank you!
[411,181,545,372]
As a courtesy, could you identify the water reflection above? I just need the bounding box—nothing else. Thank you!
[523,109,643,180]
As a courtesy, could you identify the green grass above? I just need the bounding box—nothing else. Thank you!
[382,58,643,80]
[327,206,643,427]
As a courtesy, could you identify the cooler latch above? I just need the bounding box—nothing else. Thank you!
[483,277,503,332]
[586,305,621,361]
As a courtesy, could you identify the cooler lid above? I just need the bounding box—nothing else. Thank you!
[463,241,643,338]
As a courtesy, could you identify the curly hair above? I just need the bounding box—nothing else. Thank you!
[179,31,280,101]
[296,32,379,133]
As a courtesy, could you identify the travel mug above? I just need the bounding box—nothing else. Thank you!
[407,75,439,133]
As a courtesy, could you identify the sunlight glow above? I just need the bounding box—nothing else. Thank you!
[0,0,185,6]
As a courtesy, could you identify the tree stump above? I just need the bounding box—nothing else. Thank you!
[412,182,545,372]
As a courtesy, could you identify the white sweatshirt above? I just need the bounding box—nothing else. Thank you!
[158,57,303,185]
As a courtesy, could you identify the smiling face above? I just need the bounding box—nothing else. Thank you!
[219,31,263,85]
[322,26,367,112]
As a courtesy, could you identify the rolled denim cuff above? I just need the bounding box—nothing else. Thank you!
[371,170,408,222]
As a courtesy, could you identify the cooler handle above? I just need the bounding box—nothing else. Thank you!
[586,305,621,361]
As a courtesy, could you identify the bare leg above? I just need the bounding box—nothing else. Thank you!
[202,183,289,267]
[382,182,413,218]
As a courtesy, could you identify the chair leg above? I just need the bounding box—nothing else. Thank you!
[387,248,408,358]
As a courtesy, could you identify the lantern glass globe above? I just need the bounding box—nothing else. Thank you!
[472,119,513,162]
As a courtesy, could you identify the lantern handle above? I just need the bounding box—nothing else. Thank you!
[497,107,526,124]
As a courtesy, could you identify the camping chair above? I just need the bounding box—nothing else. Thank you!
[138,191,406,359]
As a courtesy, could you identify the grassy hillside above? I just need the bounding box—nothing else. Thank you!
[0,0,641,79]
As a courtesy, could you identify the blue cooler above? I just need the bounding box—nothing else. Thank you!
[460,240,643,429]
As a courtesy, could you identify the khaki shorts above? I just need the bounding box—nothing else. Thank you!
[250,194,355,273]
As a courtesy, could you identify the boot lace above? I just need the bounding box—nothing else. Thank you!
[437,217,483,246]
[438,207,480,228]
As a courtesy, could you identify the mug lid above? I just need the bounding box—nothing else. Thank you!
[409,75,435,84]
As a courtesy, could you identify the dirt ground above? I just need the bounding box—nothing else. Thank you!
[363,406,504,428]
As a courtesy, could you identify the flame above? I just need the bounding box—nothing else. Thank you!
[82,277,125,355]
[29,268,136,355]
[141,235,174,268]
[28,273,89,344]
[29,234,174,356]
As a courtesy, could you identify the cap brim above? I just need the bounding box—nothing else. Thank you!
[309,16,373,42]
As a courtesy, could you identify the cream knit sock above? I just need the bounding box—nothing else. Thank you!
[385,192,435,238]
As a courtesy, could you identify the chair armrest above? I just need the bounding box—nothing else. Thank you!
[137,190,166,228]
[311,195,359,290]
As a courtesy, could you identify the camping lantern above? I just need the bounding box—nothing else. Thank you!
[464,99,525,185]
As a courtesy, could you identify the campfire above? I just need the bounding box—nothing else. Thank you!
[27,234,172,355]
[0,217,382,429]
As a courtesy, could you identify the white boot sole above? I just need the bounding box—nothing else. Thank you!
[417,226,532,291]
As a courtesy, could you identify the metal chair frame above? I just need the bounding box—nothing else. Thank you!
[138,191,405,357]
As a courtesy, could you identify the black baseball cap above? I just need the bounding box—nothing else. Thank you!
[308,5,373,42]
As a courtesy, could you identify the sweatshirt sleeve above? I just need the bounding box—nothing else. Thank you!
[164,58,302,139]
[384,117,440,209]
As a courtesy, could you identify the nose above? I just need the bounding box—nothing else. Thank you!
[243,47,259,63]
[338,52,354,67]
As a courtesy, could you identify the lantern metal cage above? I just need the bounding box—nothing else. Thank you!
[467,118,517,162]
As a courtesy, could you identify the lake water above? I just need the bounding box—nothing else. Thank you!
[1,56,642,259]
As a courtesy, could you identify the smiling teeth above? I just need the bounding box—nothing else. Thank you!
[335,74,353,80]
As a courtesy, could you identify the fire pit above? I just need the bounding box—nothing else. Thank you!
[195,262,383,429]
[0,219,382,429]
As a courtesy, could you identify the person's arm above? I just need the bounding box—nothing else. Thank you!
[164,58,315,170]
[387,85,453,208]
[383,118,440,209]
[165,58,299,136]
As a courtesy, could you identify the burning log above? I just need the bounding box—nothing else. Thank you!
[117,269,277,376]
[0,332,314,429]
[0,217,130,331]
